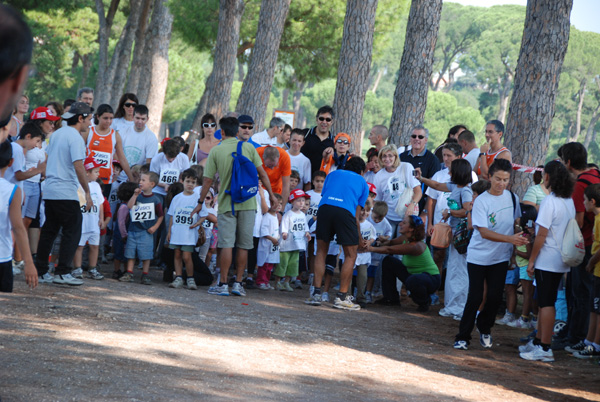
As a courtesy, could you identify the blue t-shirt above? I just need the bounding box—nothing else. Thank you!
[43,125,86,201]
[319,169,369,217]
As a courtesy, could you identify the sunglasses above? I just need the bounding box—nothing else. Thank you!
[411,134,425,140]
[336,139,349,144]
[124,103,137,108]
[240,125,254,130]
[318,117,332,122]
[202,122,216,128]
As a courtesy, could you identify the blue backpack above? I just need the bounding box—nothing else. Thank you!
[225,140,259,215]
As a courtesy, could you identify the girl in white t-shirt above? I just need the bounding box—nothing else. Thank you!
[520,161,575,362]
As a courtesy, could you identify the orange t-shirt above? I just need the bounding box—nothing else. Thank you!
[257,146,291,195]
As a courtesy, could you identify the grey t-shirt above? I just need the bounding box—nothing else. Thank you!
[446,182,473,229]
[43,126,86,201]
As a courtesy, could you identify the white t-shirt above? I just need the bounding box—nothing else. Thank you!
[111,117,134,134]
[149,152,190,196]
[251,130,277,146]
[199,204,217,241]
[25,146,45,183]
[364,170,376,185]
[356,220,376,266]
[288,152,311,189]
[253,187,270,237]
[534,193,576,273]
[305,190,321,234]
[368,216,393,266]
[0,178,16,263]
[119,125,158,180]
[168,192,200,246]
[280,209,309,252]
[5,142,26,191]
[467,190,521,265]
[81,181,104,234]
[373,163,420,222]
[463,148,480,170]
[426,169,451,225]
[258,212,280,266]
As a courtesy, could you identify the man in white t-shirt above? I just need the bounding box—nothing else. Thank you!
[119,105,158,180]
[251,117,285,146]
[287,129,311,191]
[458,130,480,171]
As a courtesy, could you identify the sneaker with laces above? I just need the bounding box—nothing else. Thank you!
[186,278,198,290]
[430,293,440,306]
[565,340,587,353]
[119,272,134,282]
[12,259,24,269]
[438,308,455,317]
[112,270,124,280]
[321,292,330,303]
[88,267,104,280]
[53,273,84,286]
[453,314,463,321]
[333,295,361,311]
[520,344,554,362]
[276,281,286,291]
[294,279,303,289]
[305,293,322,306]
[208,284,229,296]
[141,275,152,285]
[495,311,516,326]
[519,340,536,354]
[283,282,294,292]
[12,266,22,276]
[39,272,54,283]
[454,340,468,350]
[574,345,600,359]
[71,267,84,279]
[258,283,271,290]
[169,277,184,289]
[231,282,246,296]
[508,316,532,329]
[479,333,493,348]
[365,291,373,304]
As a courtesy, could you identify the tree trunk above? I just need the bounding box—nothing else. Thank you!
[497,74,512,123]
[174,119,182,137]
[281,88,289,110]
[80,53,92,87]
[94,0,120,107]
[237,60,245,82]
[126,0,153,95]
[292,81,305,128]
[584,98,600,149]
[389,0,443,146]
[236,0,291,130]
[572,79,587,142]
[191,0,245,131]
[144,0,173,136]
[332,0,378,149]
[371,68,384,94]
[504,0,573,196]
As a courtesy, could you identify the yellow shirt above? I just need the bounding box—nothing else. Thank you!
[593,213,600,277]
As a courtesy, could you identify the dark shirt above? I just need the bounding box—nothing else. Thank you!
[301,126,334,174]
[400,148,441,212]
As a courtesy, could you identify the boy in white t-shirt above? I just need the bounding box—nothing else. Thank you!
[287,129,311,190]
[72,157,105,280]
[150,139,190,199]
[256,194,282,290]
[167,169,200,290]
[353,199,376,308]
[367,201,393,301]
[306,170,326,284]
[273,189,311,291]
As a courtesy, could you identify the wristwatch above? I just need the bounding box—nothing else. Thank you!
[197,198,204,204]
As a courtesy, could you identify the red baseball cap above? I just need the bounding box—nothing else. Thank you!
[84,156,106,170]
[289,189,311,202]
[30,106,60,121]
[368,182,377,195]
[112,159,121,167]
[160,137,171,147]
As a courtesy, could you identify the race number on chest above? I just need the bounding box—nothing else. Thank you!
[131,203,156,222]
[160,169,179,185]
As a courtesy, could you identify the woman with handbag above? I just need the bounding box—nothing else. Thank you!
[370,215,441,312]
[373,144,422,237]
[452,159,528,351]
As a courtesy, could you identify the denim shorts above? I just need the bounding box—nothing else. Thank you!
[124,230,154,261]
[505,266,520,285]
[23,181,41,219]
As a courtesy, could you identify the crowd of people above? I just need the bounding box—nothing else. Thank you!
[1,4,600,366]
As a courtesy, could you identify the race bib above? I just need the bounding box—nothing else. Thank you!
[93,151,111,167]
[160,169,179,185]
[173,208,194,226]
[307,204,318,217]
[202,218,213,230]
[387,176,403,200]
[109,192,118,203]
[81,204,99,214]
[130,203,156,222]
[271,243,279,253]
[291,221,306,241]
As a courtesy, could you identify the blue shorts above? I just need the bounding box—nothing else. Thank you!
[367,265,377,278]
[505,266,520,285]
[124,230,154,261]
[519,265,534,281]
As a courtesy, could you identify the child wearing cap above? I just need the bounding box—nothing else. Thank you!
[72,156,106,280]
[273,189,311,291]
[367,182,377,202]
[319,133,353,174]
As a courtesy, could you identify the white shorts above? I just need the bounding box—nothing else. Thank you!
[79,231,100,246]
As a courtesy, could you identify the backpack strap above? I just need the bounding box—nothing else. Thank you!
[510,190,516,217]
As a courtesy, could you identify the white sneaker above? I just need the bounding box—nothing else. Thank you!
[438,308,455,317]
[333,295,361,311]
[169,277,184,289]
[186,278,198,290]
[519,340,536,353]
[12,259,24,269]
[294,279,303,289]
[12,266,22,276]
[520,344,554,362]
[231,282,246,296]
[88,267,104,280]
[53,273,84,286]
[71,267,84,279]
[258,283,271,290]
[39,272,54,283]
[479,333,493,348]
[495,311,516,326]
[508,316,532,329]
[321,292,330,303]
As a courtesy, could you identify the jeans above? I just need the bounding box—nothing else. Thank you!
[455,261,509,342]
[381,256,441,307]
[35,200,82,276]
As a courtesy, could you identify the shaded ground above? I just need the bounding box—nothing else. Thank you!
[1,264,599,402]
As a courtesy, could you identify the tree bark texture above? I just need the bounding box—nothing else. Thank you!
[126,0,153,96]
[332,0,378,151]
[235,0,291,130]
[571,79,586,142]
[497,74,512,123]
[504,0,573,196]
[94,0,120,107]
[144,0,173,136]
[388,0,443,146]
[191,0,245,131]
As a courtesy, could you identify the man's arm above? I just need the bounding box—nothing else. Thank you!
[73,160,92,211]
[281,175,290,206]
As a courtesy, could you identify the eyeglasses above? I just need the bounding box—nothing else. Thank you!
[124,103,136,108]
[411,135,425,140]
[336,139,349,145]
[240,125,254,130]
[202,122,216,128]
[318,117,332,122]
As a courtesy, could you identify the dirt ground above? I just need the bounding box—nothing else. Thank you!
[1,264,599,402]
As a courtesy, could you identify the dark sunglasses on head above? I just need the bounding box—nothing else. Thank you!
[202,122,216,128]
[240,125,254,130]
[336,139,349,145]
[318,117,332,122]
[411,134,425,139]
[124,103,136,108]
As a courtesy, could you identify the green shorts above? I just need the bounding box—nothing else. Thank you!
[217,210,255,249]
[169,244,196,252]
[274,250,299,277]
